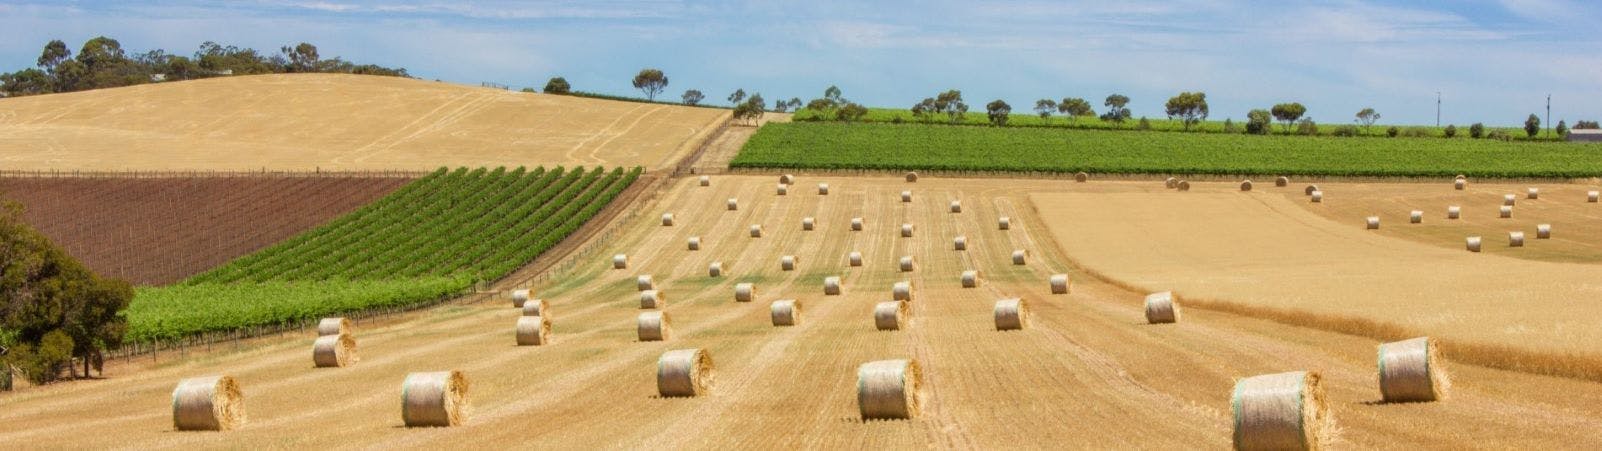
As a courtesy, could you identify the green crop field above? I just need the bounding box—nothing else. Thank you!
[732,122,1602,177]
[126,165,641,342]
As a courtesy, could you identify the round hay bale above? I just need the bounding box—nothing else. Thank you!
[636,275,655,291]
[1177,180,1191,191]
[699,175,710,187]
[1074,172,1088,182]
[1379,337,1450,403]
[901,190,912,203]
[1144,291,1178,324]
[637,311,671,342]
[857,359,922,420]
[777,184,788,195]
[317,317,351,336]
[771,299,801,326]
[1500,205,1513,218]
[515,316,551,346]
[1050,274,1070,294]
[1165,177,1177,189]
[849,251,864,267]
[1466,236,1482,252]
[1528,187,1540,199]
[851,217,864,231]
[1240,180,1253,191]
[874,301,909,331]
[1409,210,1423,224]
[949,200,962,213]
[657,348,714,397]
[899,255,915,272]
[172,375,245,431]
[780,174,794,184]
[892,281,913,302]
[401,371,468,428]
[961,270,980,288]
[1011,249,1028,265]
[1447,206,1461,219]
[824,276,842,295]
[687,236,701,251]
[781,255,798,271]
[1310,191,1323,203]
[510,290,530,308]
[901,223,914,237]
[661,213,674,226]
[994,298,1028,331]
[953,235,967,251]
[905,171,919,182]
[1509,231,1525,247]
[802,217,815,231]
[640,290,667,309]
[998,216,1011,230]
[1454,179,1466,190]
[708,261,723,278]
[1275,176,1289,187]
[726,198,738,211]
[1365,216,1380,230]
[1537,224,1551,239]
[1231,371,1330,450]
[520,298,548,318]
[1304,184,1319,196]
[1503,194,1516,206]
[1590,191,1600,203]
[734,283,754,302]
[613,254,628,269]
[313,333,357,368]
[818,183,830,195]
[750,224,763,237]
[1455,174,1467,180]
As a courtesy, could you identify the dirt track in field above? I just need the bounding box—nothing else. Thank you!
[0,74,727,171]
[5,175,1602,449]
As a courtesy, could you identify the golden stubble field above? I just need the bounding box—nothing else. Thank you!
[0,74,727,171]
[4,175,1602,449]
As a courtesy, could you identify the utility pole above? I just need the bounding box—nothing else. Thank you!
[1435,92,1442,127]
[1546,94,1552,138]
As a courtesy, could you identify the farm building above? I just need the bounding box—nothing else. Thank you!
[1569,129,1602,143]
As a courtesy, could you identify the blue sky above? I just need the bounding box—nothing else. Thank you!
[2,0,1599,126]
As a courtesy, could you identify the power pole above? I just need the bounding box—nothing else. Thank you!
[1435,92,1442,127]
[1546,94,1552,138]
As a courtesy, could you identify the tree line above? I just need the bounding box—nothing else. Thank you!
[0,37,409,97]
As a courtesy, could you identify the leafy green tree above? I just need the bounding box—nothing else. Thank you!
[727,88,745,105]
[824,85,844,105]
[1033,99,1056,122]
[787,98,802,111]
[1057,97,1094,122]
[1296,118,1318,135]
[1136,116,1152,130]
[1355,108,1381,132]
[681,89,704,106]
[836,102,868,121]
[519,87,536,93]
[1576,120,1599,129]
[1387,126,1400,137]
[1271,103,1307,133]
[986,99,1012,126]
[0,69,53,96]
[1223,118,1238,133]
[1246,109,1272,135]
[1444,124,1458,138]
[37,40,70,72]
[1525,114,1541,138]
[543,77,571,94]
[1101,94,1131,123]
[935,90,968,123]
[911,98,937,122]
[631,68,668,100]
[1556,120,1569,138]
[1163,91,1209,130]
[279,42,321,72]
[1470,122,1485,138]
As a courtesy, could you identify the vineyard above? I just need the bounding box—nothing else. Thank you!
[126,165,642,342]
[0,174,412,285]
[733,122,1602,177]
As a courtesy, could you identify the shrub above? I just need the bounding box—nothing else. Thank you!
[1246,109,1272,135]
[1444,125,1458,138]
[1136,117,1152,130]
[543,77,571,94]
[1223,118,1238,133]
[1402,127,1432,138]
[1296,118,1319,136]
[1331,125,1359,137]
[1387,126,1400,137]
[1487,130,1513,141]
[1470,123,1485,139]
[8,330,74,385]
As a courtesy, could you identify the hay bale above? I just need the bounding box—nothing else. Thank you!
[637,275,655,291]
[1050,274,1070,294]
[874,300,909,331]
[1178,180,1191,191]
[1011,249,1028,265]
[771,299,801,326]
[953,235,967,251]
[1528,187,1540,199]
[708,261,723,278]
[734,283,754,302]
[781,255,798,271]
[1165,177,1178,189]
[1144,291,1178,324]
[317,317,351,336]
[857,359,922,420]
[899,255,915,272]
[640,290,667,309]
[818,183,830,195]
[172,375,245,431]
[998,216,1011,230]
[1409,210,1422,224]
[401,371,468,428]
[994,298,1028,331]
[777,184,788,195]
[780,174,794,184]
[510,290,531,308]
[661,213,674,226]
[1509,231,1525,247]
[1275,176,1289,187]
[949,200,962,213]
[1304,184,1319,196]
[1231,371,1330,450]
[905,171,919,182]
[637,311,671,341]
[1447,206,1461,219]
[1590,191,1600,203]
[1379,337,1450,403]
[1503,194,1516,206]
[1454,179,1466,190]
[520,298,548,318]
[1365,216,1380,230]
[699,175,710,187]
[901,190,912,203]
[1466,236,1482,252]
[1310,191,1323,203]
[750,224,763,237]
[824,276,842,295]
[802,217,815,231]
[901,223,914,237]
[1074,172,1088,182]
[852,217,864,231]
[1500,205,1513,218]
[613,254,628,269]
[892,281,913,302]
[657,348,713,397]
[1538,224,1551,239]
[1240,180,1253,191]
[1455,174,1467,180]
[515,316,551,346]
[961,270,980,288]
[849,251,864,267]
[726,198,738,211]
[687,236,701,251]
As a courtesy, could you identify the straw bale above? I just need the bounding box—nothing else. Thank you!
[1145,291,1179,324]
[771,300,802,326]
[515,316,551,346]
[313,334,357,368]
[637,311,671,342]
[874,301,909,331]
[1378,337,1450,403]
[994,298,1028,331]
[1231,371,1331,450]
[613,254,628,269]
[1050,274,1070,294]
[825,276,842,295]
[857,359,922,420]
[892,281,913,301]
[734,283,755,302]
[1011,249,1028,265]
[640,290,666,309]
[172,375,245,431]
[657,348,713,397]
[961,270,980,288]
[401,371,468,428]
[317,317,351,336]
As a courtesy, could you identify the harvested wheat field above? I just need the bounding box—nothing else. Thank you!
[6,175,1602,448]
[0,74,727,171]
